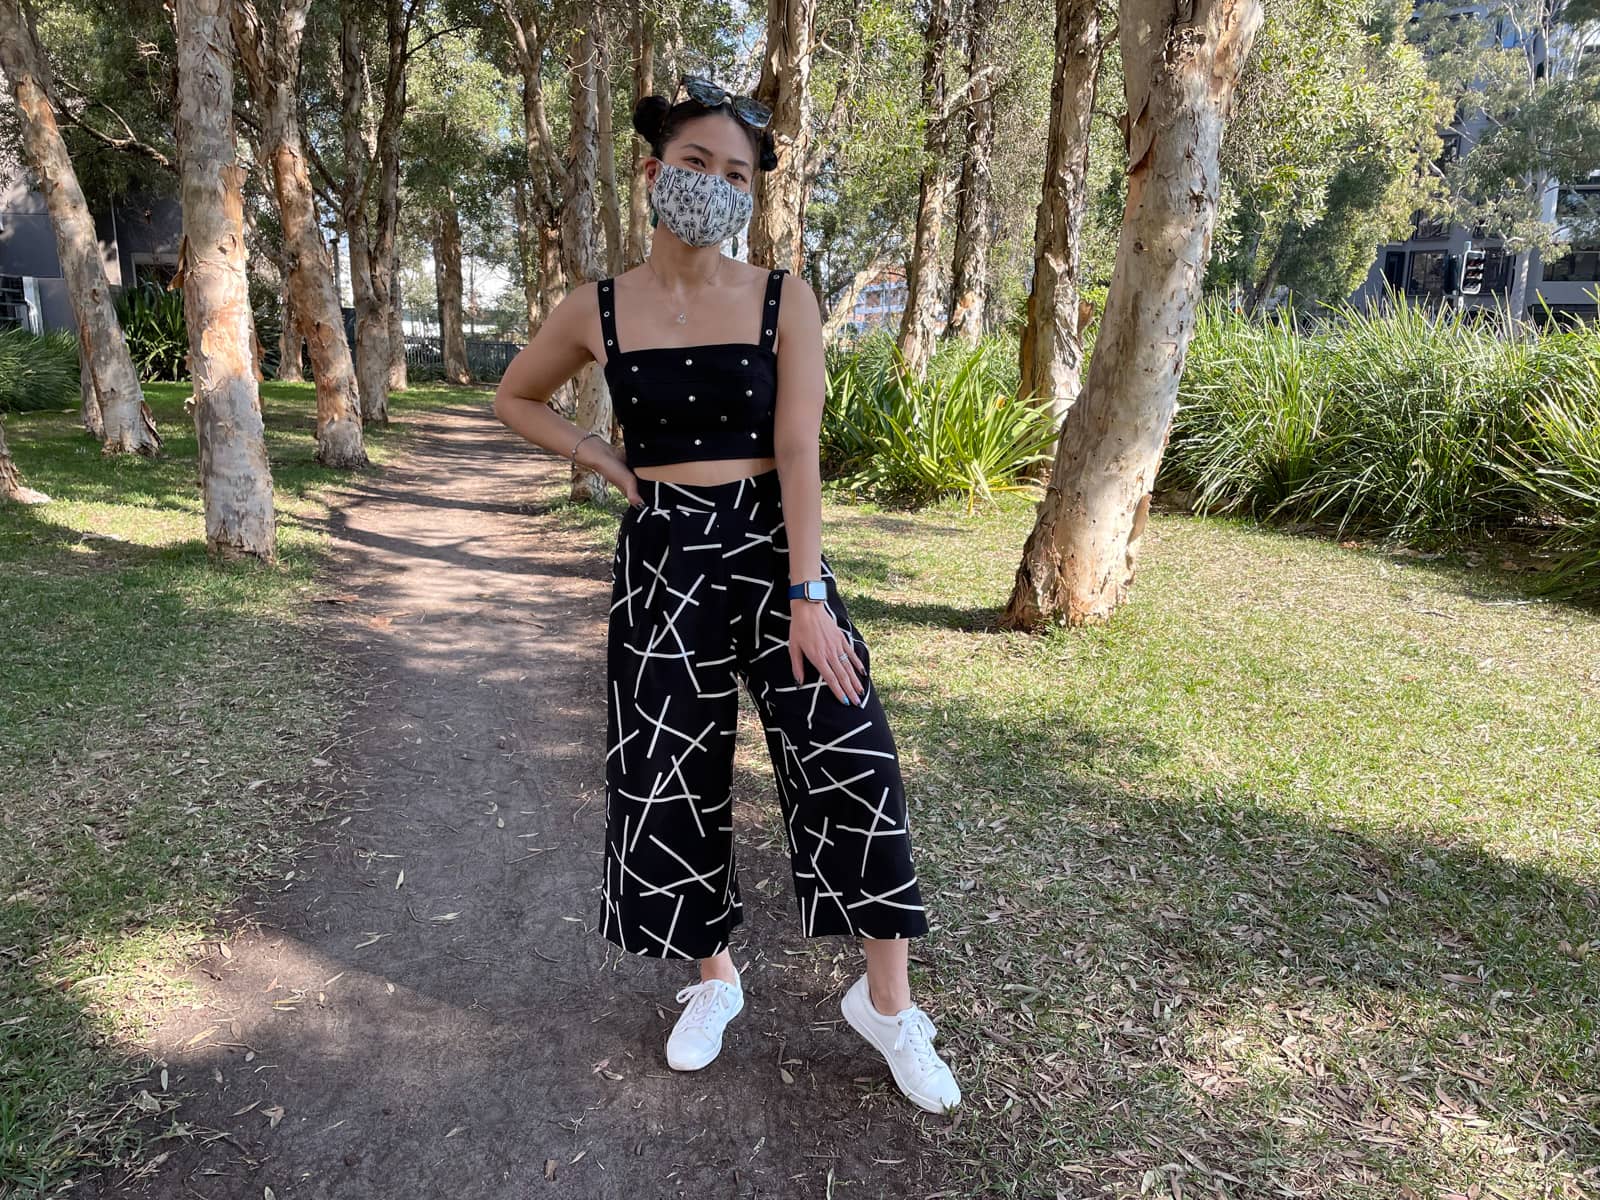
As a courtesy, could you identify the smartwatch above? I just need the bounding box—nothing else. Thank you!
[788,580,826,602]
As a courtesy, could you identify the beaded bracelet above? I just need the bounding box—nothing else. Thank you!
[570,430,603,463]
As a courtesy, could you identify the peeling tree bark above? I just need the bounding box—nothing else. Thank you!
[512,173,539,335]
[0,411,50,504]
[339,0,390,422]
[751,0,817,274]
[1002,0,1262,630]
[501,0,572,416]
[1019,0,1102,430]
[174,0,276,562]
[434,196,470,384]
[277,272,304,381]
[0,0,159,456]
[561,0,610,503]
[386,239,407,390]
[232,0,367,468]
[897,0,952,381]
[943,0,1000,345]
[624,7,654,267]
[595,16,623,275]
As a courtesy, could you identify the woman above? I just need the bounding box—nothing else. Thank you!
[492,76,959,1115]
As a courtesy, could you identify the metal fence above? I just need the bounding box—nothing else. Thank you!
[403,335,523,381]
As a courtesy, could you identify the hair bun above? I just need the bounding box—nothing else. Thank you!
[758,132,778,172]
[632,95,669,143]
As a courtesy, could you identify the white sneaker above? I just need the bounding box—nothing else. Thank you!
[665,976,744,1071]
[840,974,960,1114]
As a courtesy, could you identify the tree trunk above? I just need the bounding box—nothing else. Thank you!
[174,0,276,562]
[562,0,610,502]
[1247,225,1291,312]
[0,0,159,456]
[232,0,367,468]
[78,336,104,437]
[943,0,999,345]
[897,0,952,380]
[387,239,407,389]
[751,0,817,273]
[339,0,389,422]
[822,253,895,340]
[625,8,654,267]
[369,0,411,403]
[0,413,50,503]
[1002,0,1262,630]
[595,18,624,275]
[277,277,304,380]
[1509,243,1535,322]
[434,200,470,384]
[1018,0,1101,429]
[512,173,539,335]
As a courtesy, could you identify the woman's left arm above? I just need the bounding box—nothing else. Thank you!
[772,273,867,706]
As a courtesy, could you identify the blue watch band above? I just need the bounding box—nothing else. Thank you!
[788,580,826,601]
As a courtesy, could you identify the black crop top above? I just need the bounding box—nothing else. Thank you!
[598,268,788,468]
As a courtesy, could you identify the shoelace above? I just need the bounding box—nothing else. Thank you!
[892,1007,942,1072]
[675,979,736,1029]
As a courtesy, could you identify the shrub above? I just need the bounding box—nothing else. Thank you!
[115,281,189,382]
[0,326,82,414]
[1162,296,1600,597]
[822,330,1056,509]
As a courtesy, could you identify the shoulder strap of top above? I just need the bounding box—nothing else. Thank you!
[759,268,788,352]
[597,277,620,355]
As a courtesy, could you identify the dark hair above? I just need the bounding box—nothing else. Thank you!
[632,93,778,173]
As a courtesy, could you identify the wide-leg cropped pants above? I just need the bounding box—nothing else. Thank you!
[599,467,930,960]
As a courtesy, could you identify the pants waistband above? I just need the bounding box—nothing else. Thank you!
[637,467,781,513]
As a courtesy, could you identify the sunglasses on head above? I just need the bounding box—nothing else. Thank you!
[676,74,772,131]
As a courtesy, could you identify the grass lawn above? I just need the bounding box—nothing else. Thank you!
[820,490,1599,1198]
[5,379,1597,1199]
[0,379,466,1196]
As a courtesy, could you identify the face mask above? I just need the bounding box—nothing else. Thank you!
[648,161,753,248]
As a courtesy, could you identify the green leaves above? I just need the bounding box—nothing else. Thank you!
[821,332,1058,510]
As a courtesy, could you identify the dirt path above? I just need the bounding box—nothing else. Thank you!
[90,401,949,1200]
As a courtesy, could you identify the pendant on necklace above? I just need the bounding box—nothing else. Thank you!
[675,312,687,324]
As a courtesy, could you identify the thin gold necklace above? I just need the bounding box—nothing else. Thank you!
[645,258,723,325]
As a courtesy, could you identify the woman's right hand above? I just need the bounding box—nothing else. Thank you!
[593,445,643,508]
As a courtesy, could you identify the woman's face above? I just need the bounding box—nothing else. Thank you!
[647,112,755,194]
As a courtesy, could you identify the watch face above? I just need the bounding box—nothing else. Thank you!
[806,581,826,600]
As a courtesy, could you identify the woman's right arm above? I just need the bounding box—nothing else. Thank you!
[491,282,642,507]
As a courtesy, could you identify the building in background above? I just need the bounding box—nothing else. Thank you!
[845,269,910,335]
[0,166,182,335]
[1349,6,1599,323]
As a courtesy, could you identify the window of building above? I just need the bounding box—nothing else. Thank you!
[1544,250,1600,283]
[131,254,180,290]
[1382,250,1407,290]
[1407,250,1451,296]
[1436,131,1462,169]
[0,275,32,331]
[1412,212,1449,240]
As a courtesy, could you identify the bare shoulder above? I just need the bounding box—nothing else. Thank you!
[774,266,820,332]
[544,277,610,362]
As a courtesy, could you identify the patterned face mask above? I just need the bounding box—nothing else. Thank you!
[648,161,754,248]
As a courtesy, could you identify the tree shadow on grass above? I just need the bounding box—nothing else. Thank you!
[879,693,1600,1198]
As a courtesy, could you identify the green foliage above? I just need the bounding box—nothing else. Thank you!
[1493,347,1600,597]
[114,282,188,382]
[1408,0,1600,261]
[821,331,1056,509]
[1163,298,1600,597]
[0,328,82,415]
[1212,0,1448,308]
